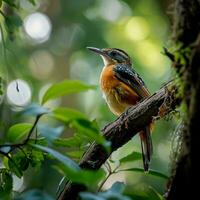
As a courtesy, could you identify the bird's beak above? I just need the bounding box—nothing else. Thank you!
[87,47,112,65]
[86,47,106,56]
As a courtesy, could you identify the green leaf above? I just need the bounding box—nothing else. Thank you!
[72,120,105,145]
[28,0,36,5]
[119,151,142,163]
[7,123,32,142]
[33,144,104,186]
[5,15,22,27]
[53,107,88,123]
[38,124,64,142]
[33,144,80,171]
[125,184,164,200]
[22,104,50,116]
[14,189,54,200]
[28,148,44,168]
[8,158,23,178]
[5,14,22,40]
[53,136,82,148]
[66,150,84,160]
[3,0,17,7]
[53,108,110,147]
[119,168,168,180]
[42,80,96,104]
[0,169,13,198]
[58,164,105,186]
[11,151,29,172]
[70,169,105,186]
[148,187,164,200]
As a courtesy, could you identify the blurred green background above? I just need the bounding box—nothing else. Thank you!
[0,0,177,199]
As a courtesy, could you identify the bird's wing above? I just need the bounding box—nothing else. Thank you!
[114,64,153,172]
[113,64,150,99]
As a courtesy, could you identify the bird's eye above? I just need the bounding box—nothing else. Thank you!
[110,51,117,57]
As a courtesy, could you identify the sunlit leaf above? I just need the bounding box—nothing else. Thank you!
[119,151,142,163]
[7,123,32,142]
[53,136,82,148]
[42,80,96,104]
[118,168,168,180]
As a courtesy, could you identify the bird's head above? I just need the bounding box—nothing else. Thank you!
[87,47,132,66]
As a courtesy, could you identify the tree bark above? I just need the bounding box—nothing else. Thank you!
[58,82,179,200]
[166,0,200,199]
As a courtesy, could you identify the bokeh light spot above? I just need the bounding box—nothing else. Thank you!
[136,40,168,76]
[13,175,24,191]
[99,0,125,22]
[6,79,31,107]
[157,142,170,162]
[125,17,149,41]
[24,12,52,43]
[29,50,54,79]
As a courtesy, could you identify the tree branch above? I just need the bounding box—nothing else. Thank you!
[58,82,180,200]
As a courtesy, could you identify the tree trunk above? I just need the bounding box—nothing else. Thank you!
[167,0,200,199]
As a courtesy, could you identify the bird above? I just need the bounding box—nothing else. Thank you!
[87,47,153,172]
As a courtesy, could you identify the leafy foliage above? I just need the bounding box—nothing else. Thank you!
[42,80,96,104]
[0,169,13,199]
[7,123,32,142]
[0,77,167,199]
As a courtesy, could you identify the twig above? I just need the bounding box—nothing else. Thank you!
[0,115,42,154]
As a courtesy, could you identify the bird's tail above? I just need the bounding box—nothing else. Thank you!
[139,126,153,172]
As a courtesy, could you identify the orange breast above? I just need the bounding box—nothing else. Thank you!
[100,65,118,91]
[100,65,140,116]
